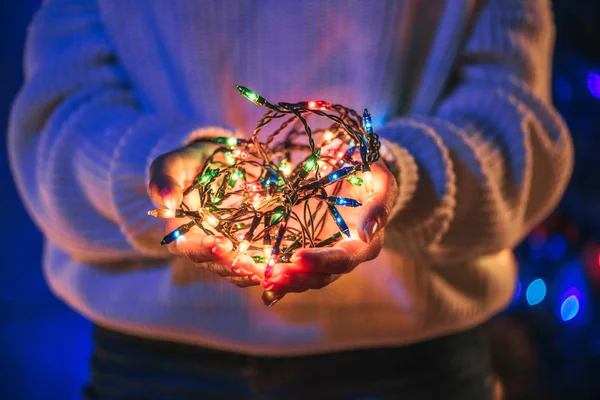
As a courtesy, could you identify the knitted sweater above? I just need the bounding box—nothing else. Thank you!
[9,0,573,355]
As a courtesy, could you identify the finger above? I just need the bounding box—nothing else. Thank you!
[149,152,186,209]
[169,233,260,279]
[149,143,214,209]
[211,243,265,278]
[356,162,397,244]
[265,267,340,293]
[170,234,231,262]
[289,235,383,275]
[225,275,261,288]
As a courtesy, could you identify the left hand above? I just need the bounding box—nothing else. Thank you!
[262,162,398,300]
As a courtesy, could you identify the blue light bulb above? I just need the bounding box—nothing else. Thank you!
[327,204,350,238]
[329,196,361,207]
[363,109,373,134]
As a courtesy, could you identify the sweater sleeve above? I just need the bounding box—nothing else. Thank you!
[8,0,231,264]
[379,0,573,265]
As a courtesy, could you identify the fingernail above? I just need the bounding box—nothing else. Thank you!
[363,219,379,243]
[262,290,284,307]
[160,187,171,198]
[212,245,228,256]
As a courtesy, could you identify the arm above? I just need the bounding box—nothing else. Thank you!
[8,0,228,264]
[380,0,573,264]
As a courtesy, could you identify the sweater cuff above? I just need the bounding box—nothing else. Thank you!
[109,119,235,257]
[379,138,419,221]
[376,117,456,259]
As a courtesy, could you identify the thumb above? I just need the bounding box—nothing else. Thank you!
[356,163,397,244]
[149,152,186,209]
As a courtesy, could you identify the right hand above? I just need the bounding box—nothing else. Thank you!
[148,140,263,288]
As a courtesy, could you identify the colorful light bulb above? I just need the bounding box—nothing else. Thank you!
[303,151,320,173]
[232,240,250,266]
[306,100,332,110]
[300,166,356,191]
[225,152,236,165]
[322,196,361,207]
[263,245,273,259]
[232,148,249,158]
[236,85,266,106]
[270,207,285,225]
[148,209,185,218]
[324,131,334,141]
[363,109,373,135]
[228,170,243,187]
[195,168,218,186]
[315,232,344,247]
[252,194,263,209]
[327,204,351,238]
[325,167,355,184]
[212,137,241,146]
[278,159,292,177]
[252,255,266,264]
[204,214,219,228]
[241,182,263,191]
[160,221,195,245]
[347,175,363,186]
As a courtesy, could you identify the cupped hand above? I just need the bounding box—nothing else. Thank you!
[262,162,398,301]
[149,140,263,287]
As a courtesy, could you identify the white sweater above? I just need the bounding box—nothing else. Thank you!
[9,0,573,355]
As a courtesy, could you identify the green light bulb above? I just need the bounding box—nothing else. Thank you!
[302,151,320,173]
[227,137,238,147]
[252,255,266,264]
[229,170,243,187]
[270,207,286,225]
[196,168,218,186]
[236,85,261,104]
[347,175,363,186]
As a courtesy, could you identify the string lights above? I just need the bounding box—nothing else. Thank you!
[149,85,380,296]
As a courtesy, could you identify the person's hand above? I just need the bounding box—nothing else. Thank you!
[149,140,263,287]
[262,162,398,300]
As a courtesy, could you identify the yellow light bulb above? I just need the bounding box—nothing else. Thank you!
[239,240,250,253]
[205,214,219,228]
[252,195,267,209]
[232,240,250,266]
[324,131,333,141]
[278,159,292,177]
[148,209,175,218]
[364,171,374,198]
[263,245,273,259]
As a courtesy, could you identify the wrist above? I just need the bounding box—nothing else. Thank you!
[379,139,401,184]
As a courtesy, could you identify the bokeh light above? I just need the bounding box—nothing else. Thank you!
[526,278,547,306]
[587,72,600,99]
[561,295,580,321]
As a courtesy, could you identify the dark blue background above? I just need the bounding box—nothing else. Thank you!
[1,2,92,399]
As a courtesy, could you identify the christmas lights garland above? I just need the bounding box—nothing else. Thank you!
[148,86,380,282]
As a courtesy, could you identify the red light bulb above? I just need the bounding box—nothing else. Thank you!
[307,100,331,110]
[241,182,262,191]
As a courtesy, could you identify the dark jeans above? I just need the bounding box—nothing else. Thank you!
[83,325,494,399]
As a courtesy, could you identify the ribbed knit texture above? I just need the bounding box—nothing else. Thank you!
[8,0,573,355]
